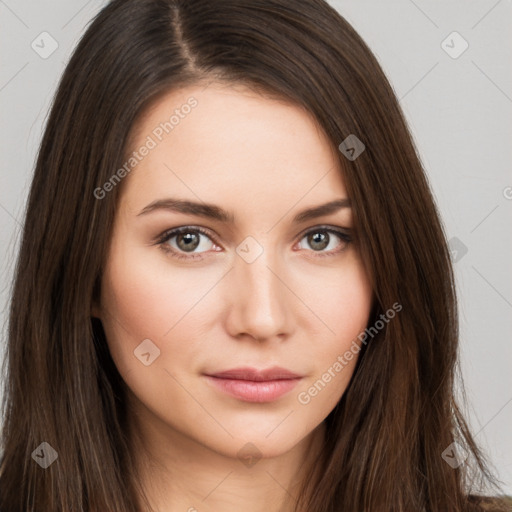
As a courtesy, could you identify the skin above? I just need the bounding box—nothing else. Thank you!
[93,82,374,512]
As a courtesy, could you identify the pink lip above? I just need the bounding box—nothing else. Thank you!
[204,366,302,403]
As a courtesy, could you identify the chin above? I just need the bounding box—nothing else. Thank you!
[209,422,319,463]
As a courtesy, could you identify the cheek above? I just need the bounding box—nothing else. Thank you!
[99,244,218,376]
[294,256,373,409]
[303,253,373,338]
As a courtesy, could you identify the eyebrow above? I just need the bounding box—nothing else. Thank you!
[137,197,351,223]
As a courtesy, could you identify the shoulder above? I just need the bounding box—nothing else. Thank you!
[468,494,512,511]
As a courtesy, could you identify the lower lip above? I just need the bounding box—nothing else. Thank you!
[204,376,301,402]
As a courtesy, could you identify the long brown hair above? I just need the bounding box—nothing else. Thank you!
[0,0,508,510]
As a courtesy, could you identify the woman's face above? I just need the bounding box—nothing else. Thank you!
[94,82,373,462]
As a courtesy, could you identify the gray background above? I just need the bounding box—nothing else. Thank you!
[1,0,511,494]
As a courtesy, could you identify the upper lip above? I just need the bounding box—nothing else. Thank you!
[205,366,302,381]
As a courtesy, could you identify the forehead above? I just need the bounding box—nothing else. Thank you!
[119,83,347,219]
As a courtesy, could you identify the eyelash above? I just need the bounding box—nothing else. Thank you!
[155,225,352,261]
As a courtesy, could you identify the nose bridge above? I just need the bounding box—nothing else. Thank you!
[226,237,291,340]
[239,248,279,303]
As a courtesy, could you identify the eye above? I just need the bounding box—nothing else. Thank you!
[156,226,221,261]
[296,226,352,257]
[156,225,352,262]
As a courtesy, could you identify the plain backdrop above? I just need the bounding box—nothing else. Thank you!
[0,0,511,495]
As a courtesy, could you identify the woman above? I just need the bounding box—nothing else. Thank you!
[0,0,509,510]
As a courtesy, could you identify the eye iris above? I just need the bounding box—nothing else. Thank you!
[308,231,329,251]
[177,232,200,252]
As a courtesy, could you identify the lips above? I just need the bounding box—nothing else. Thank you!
[206,366,302,381]
[203,366,302,402]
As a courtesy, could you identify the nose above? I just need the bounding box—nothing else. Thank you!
[224,246,294,343]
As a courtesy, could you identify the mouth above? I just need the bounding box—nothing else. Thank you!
[203,366,303,403]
